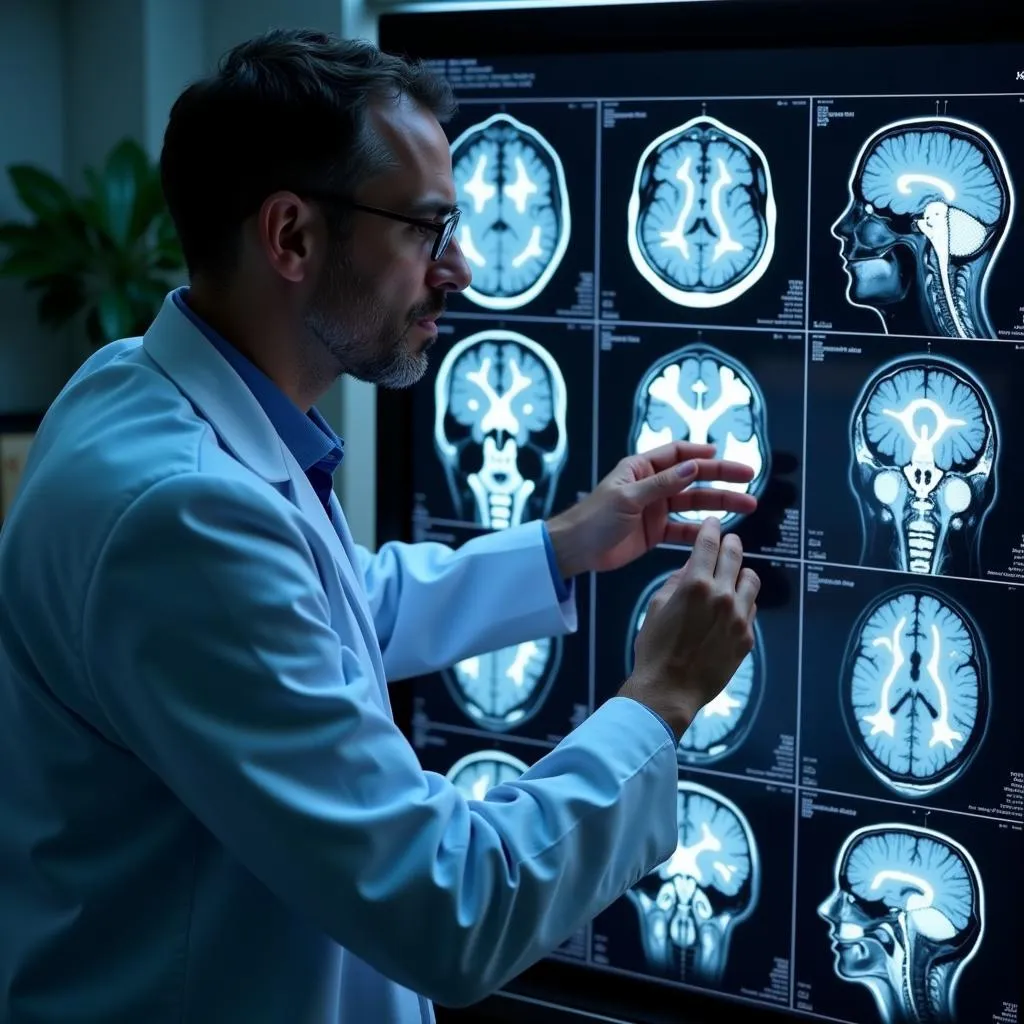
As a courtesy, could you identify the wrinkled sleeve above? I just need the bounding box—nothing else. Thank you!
[81,474,679,1007]
[354,519,577,682]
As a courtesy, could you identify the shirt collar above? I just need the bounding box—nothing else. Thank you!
[171,286,344,475]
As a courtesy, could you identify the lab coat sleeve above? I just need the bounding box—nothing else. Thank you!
[354,519,578,682]
[81,474,679,1008]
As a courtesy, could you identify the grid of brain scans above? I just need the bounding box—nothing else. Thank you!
[402,34,1022,1024]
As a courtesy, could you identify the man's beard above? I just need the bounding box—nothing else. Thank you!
[303,250,441,390]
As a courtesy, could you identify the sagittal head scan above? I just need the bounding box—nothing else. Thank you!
[818,824,984,1024]
[840,588,990,799]
[627,572,764,764]
[626,781,759,985]
[849,355,997,577]
[449,112,571,310]
[832,116,1014,339]
[441,635,562,732]
[626,114,777,308]
[445,749,529,801]
[629,343,769,528]
[434,329,568,530]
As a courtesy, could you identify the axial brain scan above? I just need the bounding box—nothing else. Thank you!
[627,571,764,764]
[434,329,568,530]
[445,749,529,801]
[819,823,984,1024]
[626,114,777,308]
[850,355,997,576]
[840,588,990,799]
[449,112,571,310]
[441,635,562,732]
[832,116,1013,339]
[629,343,769,527]
[626,781,759,985]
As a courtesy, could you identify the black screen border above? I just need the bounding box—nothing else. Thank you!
[374,3,1022,1022]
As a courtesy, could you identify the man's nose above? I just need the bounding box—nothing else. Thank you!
[428,235,473,293]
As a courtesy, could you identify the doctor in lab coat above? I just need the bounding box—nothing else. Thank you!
[0,29,762,1024]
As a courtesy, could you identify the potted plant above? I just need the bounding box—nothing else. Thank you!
[0,136,185,349]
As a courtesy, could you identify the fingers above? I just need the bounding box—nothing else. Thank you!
[681,516,722,579]
[713,532,744,588]
[638,440,716,474]
[735,567,761,620]
[688,459,755,485]
[669,489,758,515]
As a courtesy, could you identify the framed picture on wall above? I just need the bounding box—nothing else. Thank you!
[0,414,43,522]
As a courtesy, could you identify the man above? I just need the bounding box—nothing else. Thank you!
[0,29,761,1024]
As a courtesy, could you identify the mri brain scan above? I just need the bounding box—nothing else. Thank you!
[832,116,1013,339]
[630,343,769,527]
[434,329,568,530]
[850,355,997,576]
[627,781,759,985]
[441,635,562,732]
[840,588,990,799]
[626,114,777,308]
[445,749,529,801]
[627,572,764,764]
[449,112,571,310]
[819,823,984,1024]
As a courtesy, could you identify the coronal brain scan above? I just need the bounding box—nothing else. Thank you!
[840,588,990,799]
[626,781,759,985]
[849,355,997,576]
[832,116,1013,339]
[449,112,571,310]
[445,749,529,801]
[629,343,769,527]
[627,572,764,763]
[441,635,562,732]
[626,114,777,308]
[434,329,568,530]
[818,824,984,1024]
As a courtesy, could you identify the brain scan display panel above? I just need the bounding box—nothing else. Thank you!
[818,823,984,1024]
[629,343,769,528]
[449,112,571,310]
[840,588,990,800]
[850,355,997,576]
[627,572,764,764]
[626,115,777,308]
[434,329,568,530]
[626,781,759,985]
[445,749,529,801]
[441,635,562,732]
[832,116,1014,339]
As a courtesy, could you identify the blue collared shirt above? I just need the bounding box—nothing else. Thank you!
[171,287,571,602]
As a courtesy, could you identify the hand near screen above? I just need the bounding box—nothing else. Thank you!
[618,517,760,742]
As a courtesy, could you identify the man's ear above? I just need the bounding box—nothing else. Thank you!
[257,191,322,283]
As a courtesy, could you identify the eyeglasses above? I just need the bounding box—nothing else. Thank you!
[302,191,461,261]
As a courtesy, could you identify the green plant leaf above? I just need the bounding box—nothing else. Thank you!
[102,138,150,247]
[96,289,137,343]
[7,164,74,221]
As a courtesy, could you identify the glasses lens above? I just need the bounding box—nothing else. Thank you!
[434,211,459,259]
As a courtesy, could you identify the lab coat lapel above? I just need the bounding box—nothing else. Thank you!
[142,296,390,710]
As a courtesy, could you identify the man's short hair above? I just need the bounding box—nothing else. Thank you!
[160,29,457,281]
